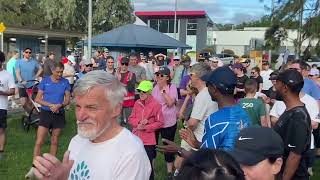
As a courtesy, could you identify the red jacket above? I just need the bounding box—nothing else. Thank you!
[129,96,164,145]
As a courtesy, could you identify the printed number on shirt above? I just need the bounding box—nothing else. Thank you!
[242,103,253,109]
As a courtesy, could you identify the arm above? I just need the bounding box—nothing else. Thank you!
[0,88,15,96]
[144,104,164,132]
[62,91,71,108]
[162,92,175,107]
[282,152,301,180]
[178,94,191,120]
[35,66,43,79]
[270,116,278,127]
[258,83,263,92]
[260,116,270,127]
[15,61,23,82]
[186,118,200,131]
[35,90,53,107]
[128,103,140,128]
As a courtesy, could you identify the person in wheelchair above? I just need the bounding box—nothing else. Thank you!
[25,61,71,178]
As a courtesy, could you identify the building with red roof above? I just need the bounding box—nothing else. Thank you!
[135,10,216,51]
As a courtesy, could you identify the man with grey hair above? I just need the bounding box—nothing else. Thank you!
[32,70,151,180]
[174,63,218,173]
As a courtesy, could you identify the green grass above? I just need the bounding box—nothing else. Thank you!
[0,108,319,180]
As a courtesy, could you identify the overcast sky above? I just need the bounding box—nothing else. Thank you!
[132,0,272,24]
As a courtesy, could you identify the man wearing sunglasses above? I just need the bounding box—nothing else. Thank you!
[15,48,43,114]
[76,61,93,79]
[115,57,136,127]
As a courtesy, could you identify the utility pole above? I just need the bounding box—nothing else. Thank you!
[297,0,303,59]
[174,0,178,55]
[88,0,92,62]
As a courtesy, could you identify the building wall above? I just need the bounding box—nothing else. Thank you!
[196,18,207,51]
[216,45,246,56]
[179,19,187,44]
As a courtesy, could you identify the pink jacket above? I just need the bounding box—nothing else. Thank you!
[129,96,164,145]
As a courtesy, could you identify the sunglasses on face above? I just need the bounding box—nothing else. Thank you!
[289,67,301,71]
[107,62,114,64]
[25,51,32,54]
[85,64,93,67]
[156,74,167,77]
[251,72,256,74]
[212,61,218,63]
[174,59,180,61]
[121,63,129,66]
[137,89,148,94]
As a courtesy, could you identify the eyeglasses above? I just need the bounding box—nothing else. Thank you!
[156,74,167,77]
[121,63,129,66]
[25,51,32,54]
[212,61,218,63]
[137,89,148,93]
[107,62,114,64]
[174,59,180,61]
[85,64,93,67]
[251,72,256,74]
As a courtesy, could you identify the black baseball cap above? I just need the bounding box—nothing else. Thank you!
[269,70,279,80]
[229,127,284,166]
[0,51,5,63]
[156,66,170,76]
[274,69,304,86]
[201,66,237,94]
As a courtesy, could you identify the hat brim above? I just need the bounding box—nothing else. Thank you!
[229,148,266,166]
[136,87,151,92]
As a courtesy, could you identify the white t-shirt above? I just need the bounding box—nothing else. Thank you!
[260,69,273,90]
[68,128,151,180]
[63,64,75,85]
[270,94,320,149]
[190,87,218,141]
[0,70,15,110]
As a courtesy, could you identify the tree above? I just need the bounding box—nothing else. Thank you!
[261,0,320,56]
[39,0,134,33]
[0,0,134,34]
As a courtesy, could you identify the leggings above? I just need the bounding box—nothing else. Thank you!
[156,123,177,163]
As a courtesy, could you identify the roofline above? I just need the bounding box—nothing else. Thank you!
[79,42,192,49]
[4,26,86,38]
[135,10,206,17]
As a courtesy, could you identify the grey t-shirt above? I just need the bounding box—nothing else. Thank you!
[128,65,146,83]
[43,59,55,77]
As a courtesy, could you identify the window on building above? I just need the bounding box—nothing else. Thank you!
[169,19,178,33]
[159,19,169,33]
[150,19,159,31]
[187,19,197,35]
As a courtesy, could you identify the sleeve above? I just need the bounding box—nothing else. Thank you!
[307,97,320,122]
[270,101,281,118]
[145,103,164,132]
[38,79,46,91]
[258,99,266,116]
[8,73,16,89]
[310,83,320,100]
[190,95,206,120]
[241,109,251,128]
[15,60,20,70]
[259,76,263,84]
[286,113,310,154]
[179,76,189,89]
[128,102,140,128]
[65,80,71,92]
[115,150,151,180]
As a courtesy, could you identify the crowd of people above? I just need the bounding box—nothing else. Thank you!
[0,48,320,180]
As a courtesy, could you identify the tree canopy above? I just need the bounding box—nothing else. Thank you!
[0,0,134,33]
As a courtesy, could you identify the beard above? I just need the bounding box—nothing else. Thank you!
[77,119,111,141]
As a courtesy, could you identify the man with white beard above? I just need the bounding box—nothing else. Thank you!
[32,70,151,180]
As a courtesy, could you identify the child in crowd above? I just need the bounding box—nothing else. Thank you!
[239,79,269,127]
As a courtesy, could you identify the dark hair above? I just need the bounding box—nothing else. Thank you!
[48,52,55,56]
[106,56,114,60]
[24,48,32,52]
[252,66,260,74]
[244,79,257,94]
[0,51,5,63]
[129,52,138,58]
[54,61,64,69]
[292,60,309,70]
[176,149,245,180]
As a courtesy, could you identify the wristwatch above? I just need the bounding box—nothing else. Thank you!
[177,148,183,157]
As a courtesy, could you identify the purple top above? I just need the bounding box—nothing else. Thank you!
[152,84,178,128]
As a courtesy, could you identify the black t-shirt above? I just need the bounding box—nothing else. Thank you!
[250,75,263,91]
[235,75,249,99]
[273,106,311,179]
